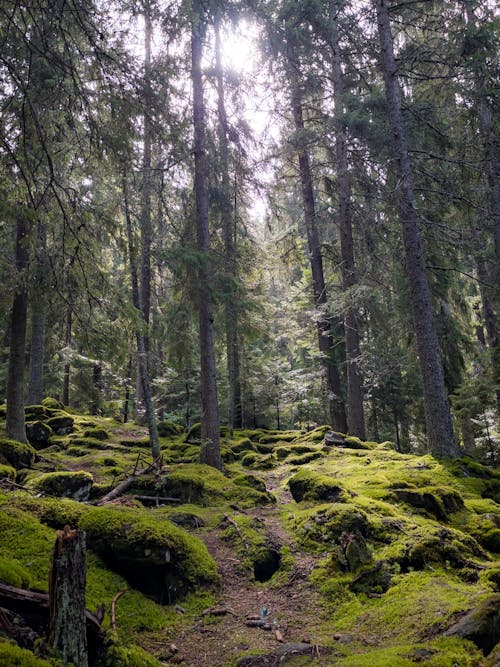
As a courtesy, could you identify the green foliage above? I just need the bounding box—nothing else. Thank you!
[0,641,54,667]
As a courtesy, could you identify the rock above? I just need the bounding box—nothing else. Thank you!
[28,471,94,501]
[288,469,347,503]
[444,594,500,654]
[324,431,346,446]
[157,421,183,437]
[46,414,74,436]
[350,561,392,594]
[0,438,36,469]
[341,530,373,572]
[26,420,53,449]
[25,405,49,421]
[392,486,464,521]
[484,641,500,666]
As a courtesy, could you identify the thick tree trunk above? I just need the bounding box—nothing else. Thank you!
[48,527,88,667]
[123,177,160,460]
[215,15,242,432]
[62,307,72,407]
[6,216,29,443]
[375,0,459,457]
[27,307,45,405]
[290,86,347,433]
[330,0,366,439]
[192,0,222,469]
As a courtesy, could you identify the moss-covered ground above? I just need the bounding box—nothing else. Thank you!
[0,406,498,666]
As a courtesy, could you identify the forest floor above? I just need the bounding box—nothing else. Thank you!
[162,467,328,667]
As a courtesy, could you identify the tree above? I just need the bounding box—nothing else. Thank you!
[375,0,459,457]
[191,0,222,469]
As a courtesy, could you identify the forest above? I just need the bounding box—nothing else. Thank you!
[0,0,499,666]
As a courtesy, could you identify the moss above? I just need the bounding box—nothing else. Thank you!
[0,438,36,468]
[298,425,332,442]
[119,437,150,448]
[344,436,375,450]
[0,555,32,588]
[241,452,274,469]
[232,473,268,494]
[42,397,65,410]
[157,420,183,437]
[291,503,370,553]
[46,413,74,435]
[258,431,301,444]
[83,427,109,440]
[27,471,93,500]
[24,405,49,420]
[0,641,54,667]
[25,421,53,448]
[288,469,348,503]
[102,642,163,667]
[80,506,218,598]
[392,486,464,521]
[0,463,16,479]
[0,403,6,419]
[230,438,255,454]
[0,504,53,590]
[287,451,324,465]
[11,494,87,529]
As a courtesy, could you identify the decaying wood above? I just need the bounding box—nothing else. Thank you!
[49,526,88,667]
[201,605,236,617]
[132,495,181,504]
[275,629,284,642]
[96,460,160,505]
[111,589,127,633]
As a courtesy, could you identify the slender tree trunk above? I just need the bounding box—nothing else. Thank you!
[290,85,347,433]
[330,0,365,439]
[6,216,29,443]
[215,14,242,433]
[135,1,154,418]
[123,177,160,461]
[62,307,72,407]
[90,364,102,416]
[375,0,459,457]
[191,0,222,469]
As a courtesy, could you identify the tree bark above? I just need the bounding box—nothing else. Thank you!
[6,216,29,443]
[48,527,88,667]
[62,307,72,407]
[290,84,347,433]
[375,0,459,457]
[192,0,223,469]
[215,13,242,432]
[27,307,45,405]
[330,0,366,439]
[123,176,160,460]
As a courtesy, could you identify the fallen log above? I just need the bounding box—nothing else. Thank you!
[96,460,160,505]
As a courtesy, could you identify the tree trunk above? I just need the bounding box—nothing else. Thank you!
[123,176,160,460]
[48,527,88,667]
[192,0,222,469]
[135,1,154,419]
[375,0,459,458]
[90,364,103,416]
[27,307,45,405]
[215,13,243,432]
[290,84,347,433]
[6,216,29,443]
[330,0,365,439]
[62,307,72,407]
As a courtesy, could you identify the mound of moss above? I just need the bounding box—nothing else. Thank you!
[0,438,36,469]
[0,463,16,479]
[80,506,218,600]
[27,471,94,501]
[0,641,54,667]
[391,485,464,521]
[289,469,348,503]
[157,420,183,437]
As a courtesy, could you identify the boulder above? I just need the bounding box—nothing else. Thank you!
[444,594,500,655]
[324,431,346,447]
[0,438,36,469]
[28,471,94,501]
[289,469,347,503]
[46,414,74,435]
[26,421,53,449]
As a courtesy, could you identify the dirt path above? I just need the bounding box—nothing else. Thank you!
[163,468,327,667]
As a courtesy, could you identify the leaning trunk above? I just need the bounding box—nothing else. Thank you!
[191,0,222,469]
[375,0,459,457]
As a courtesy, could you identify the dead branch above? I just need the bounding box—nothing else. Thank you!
[111,589,127,633]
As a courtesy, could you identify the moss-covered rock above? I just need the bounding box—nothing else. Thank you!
[157,420,183,437]
[0,404,6,419]
[0,438,36,469]
[46,413,74,435]
[292,503,371,552]
[103,641,164,667]
[83,427,109,440]
[444,594,500,654]
[0,463,16,479]
[25,420,53,449]
[27,471,93,500]
[24,405,48,421]
[80,506,218,601]
[42,397,65,410]
[232,473,268,494]
[392,486,464,521]
[288,469,348,503]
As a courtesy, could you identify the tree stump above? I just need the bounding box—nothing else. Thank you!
[48,526,88,667]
